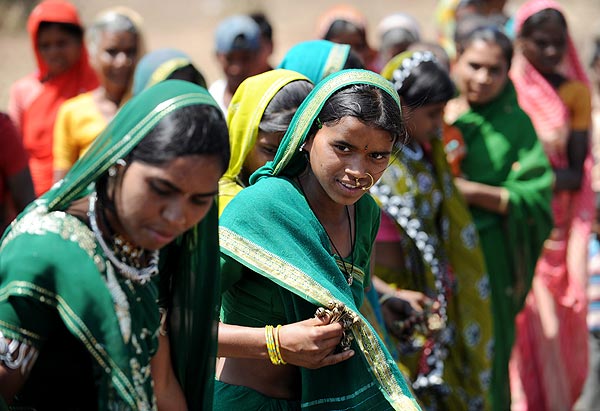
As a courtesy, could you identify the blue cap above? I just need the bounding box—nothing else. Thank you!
[214,15,261,54]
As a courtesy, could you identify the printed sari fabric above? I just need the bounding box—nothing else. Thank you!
[277,40,351,83]
[509,1,594,410]
[370,137,493,411]
[453,81,553,411]
[218,69,311,215]
[8,0,98,196]
[0,81,221,410]
[218,69,421,411]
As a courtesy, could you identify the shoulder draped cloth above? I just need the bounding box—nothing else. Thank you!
[1,80,222,410]
[220,69,421,410]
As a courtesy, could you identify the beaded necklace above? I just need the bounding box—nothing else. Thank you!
[88,192,159,284]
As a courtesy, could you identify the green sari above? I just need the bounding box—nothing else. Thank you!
[0,80,221,410]
[218,70,421,411]
[277,40,351,83]
[452,81,553,411]
[219,69,311,216]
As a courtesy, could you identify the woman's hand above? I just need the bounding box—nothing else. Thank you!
[278,317,354,369]
[379,290,433,340]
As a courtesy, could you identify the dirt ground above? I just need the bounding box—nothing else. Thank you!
[0,0,597,111]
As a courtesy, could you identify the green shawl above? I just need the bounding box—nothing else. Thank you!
[0,80,221,410]
[453,81,553,411]
[277,40,351,83]
[220,70,421,410]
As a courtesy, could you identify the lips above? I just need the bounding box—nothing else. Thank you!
[147,228,177,246]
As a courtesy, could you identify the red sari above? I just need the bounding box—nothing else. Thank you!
[509,1,593,410]
[8,0,98,196]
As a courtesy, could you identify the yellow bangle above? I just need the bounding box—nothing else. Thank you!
[498,188,510,213]
[265,325,278,364]
[274,325,287,365]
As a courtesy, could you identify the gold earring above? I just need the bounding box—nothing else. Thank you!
[361,173,374,191]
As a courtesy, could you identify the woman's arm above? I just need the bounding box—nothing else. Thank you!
[454,177,510,215]
[218,318,354,370]
[151,335,187,411]
[553,130,588,191]
[0,338,38,404]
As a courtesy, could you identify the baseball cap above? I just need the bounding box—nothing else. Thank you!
[215,15,261,54]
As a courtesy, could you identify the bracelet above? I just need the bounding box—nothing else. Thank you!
[379,293,395,306]
[498,188,510,214]
[274,325,287,365]
[265,325,286,365]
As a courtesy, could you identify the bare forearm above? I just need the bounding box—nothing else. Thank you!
[217,323,268,359]
[455,178,509,215]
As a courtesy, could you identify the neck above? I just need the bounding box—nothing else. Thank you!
[98,84,128,106]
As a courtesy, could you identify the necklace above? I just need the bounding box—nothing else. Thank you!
[297,177,356,285]
[88,192,159,284]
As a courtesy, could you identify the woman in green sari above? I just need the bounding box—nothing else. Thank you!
[277,39,363,83]
[218,68,313,215]
[371,50,493,411]
[216,69,420,410]
[0,80,230,410]
[448,27,553,411]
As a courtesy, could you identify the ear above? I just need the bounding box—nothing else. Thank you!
[302,134,316,153]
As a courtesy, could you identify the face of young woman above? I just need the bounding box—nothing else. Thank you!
[519,18,567,75]
[112,155,222,250]
[453,39,509,105]
[37,25,82,78]
[241,131,284,184]
[95,30,139,90]
[404,102,446,145]
[303,116,394,207]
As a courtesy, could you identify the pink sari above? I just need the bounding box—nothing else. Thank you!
[509,1,593,410]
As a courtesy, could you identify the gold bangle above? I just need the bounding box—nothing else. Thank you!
[265,325,278,364]
[498,188,510,213]
[274,325,287,365]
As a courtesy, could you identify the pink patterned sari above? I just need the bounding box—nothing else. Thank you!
[509,1,593,410]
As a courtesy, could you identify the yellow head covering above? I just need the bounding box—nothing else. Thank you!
[219,69,310,214]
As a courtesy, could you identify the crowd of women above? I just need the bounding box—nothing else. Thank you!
[0,0,598,410]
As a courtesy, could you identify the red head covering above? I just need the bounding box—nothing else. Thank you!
[23,0,98,195]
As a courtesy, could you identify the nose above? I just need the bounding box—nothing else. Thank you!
[162,200,186,229]
[113,51,133,68]
[474,68,491,85]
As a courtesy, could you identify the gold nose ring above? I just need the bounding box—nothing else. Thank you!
[361,173,374,191]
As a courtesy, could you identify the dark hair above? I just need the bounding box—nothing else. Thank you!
[250,12,273,42]
[37,21,83,41]
[310,84,404,144]
[398,61,456,107]
[343,50,365,69]
[456,25,514,69]
[324,19,365,41]
[520,8,567,38]
[259,80,314,133]
[97,104,229,212]
[128,104,230,171]
[454,13,494,45]
[167,64,207,89]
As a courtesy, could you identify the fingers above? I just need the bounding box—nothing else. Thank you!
[318,349,354,368]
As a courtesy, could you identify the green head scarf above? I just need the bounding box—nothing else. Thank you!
[2,80,224,410]
[219,69,311,215]
[250,69,401,184]
[277,39,351,83]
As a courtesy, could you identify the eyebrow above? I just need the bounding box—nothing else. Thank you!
[152,177,219,197]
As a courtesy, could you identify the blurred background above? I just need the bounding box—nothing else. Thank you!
[0,0,597,110]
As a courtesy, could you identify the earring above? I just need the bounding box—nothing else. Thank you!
[361,173,375,191]
[299,142,306,152]
[108,159,127,177]
[355,178,361,188]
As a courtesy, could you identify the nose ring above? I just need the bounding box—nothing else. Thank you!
[361,173,374,191]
